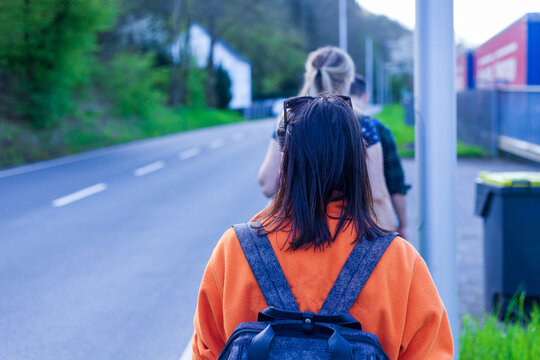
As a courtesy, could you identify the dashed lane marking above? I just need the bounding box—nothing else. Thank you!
[133,161,165,177]
[179,148,201,160]
[209,138,225,149]
[52,183,108,207]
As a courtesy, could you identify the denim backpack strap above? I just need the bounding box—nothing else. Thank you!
[318,232,397,314]
[233,222,300,311]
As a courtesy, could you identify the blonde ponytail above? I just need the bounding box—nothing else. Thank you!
[300,46,355,96]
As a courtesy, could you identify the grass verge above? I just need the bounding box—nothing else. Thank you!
[460,294,540,359]
[375,103,484,158]
[0,106,244,169]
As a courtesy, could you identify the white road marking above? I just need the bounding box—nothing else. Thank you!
[179,336,193,360]
[179,148,201,160]
[52,183,107,207]
[133,161,165,177]
[209,138,225,149]
[232,133,244,141]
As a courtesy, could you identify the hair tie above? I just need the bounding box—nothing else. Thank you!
[314,67,324,91]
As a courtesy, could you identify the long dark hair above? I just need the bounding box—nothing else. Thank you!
[260,95,388,250]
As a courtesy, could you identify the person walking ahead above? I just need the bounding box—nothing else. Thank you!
[258,46,395,230]
[192,95,453,359]
[350,74,411,237]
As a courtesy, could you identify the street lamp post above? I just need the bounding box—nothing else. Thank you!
[414,0,459,355]
[339,0,347,51]
[365,37,373,104]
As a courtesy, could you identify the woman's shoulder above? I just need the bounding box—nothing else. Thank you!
[209,227,244,266]
[380,235,422,272]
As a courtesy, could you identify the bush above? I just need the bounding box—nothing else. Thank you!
[187,66,207,109]
[376,104,485,157]
[98,52,168,119]
[0,106,244,169]
[0,0,118,128]
[215,65,232,109]
[460,293,540,359]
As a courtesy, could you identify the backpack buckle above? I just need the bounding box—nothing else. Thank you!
[302,312,315,333]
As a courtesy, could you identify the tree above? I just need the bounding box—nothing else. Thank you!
[168,0,192,106]
[215,65,232,109]
[0,0,118,127]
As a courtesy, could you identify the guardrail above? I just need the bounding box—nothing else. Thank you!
[457,86,540,161]
[243,98,285,119]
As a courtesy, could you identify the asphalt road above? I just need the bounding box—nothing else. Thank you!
[0,119,274,360]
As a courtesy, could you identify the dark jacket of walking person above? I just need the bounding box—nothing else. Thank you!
[192,95,453,359]
[350,75,410,237]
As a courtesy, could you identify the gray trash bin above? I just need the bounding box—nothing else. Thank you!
[475,171,540,312]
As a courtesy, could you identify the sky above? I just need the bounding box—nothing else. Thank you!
[356,0,540,46]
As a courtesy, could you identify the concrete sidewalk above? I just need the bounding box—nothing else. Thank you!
[401,157,540,318]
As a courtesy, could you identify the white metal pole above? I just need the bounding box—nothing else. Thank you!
[386,70,392,103]
[339,0,348,51]
[365,37,373,104]
[377,58,384,105]
[414,0,459,355]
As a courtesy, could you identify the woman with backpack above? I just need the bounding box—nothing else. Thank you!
[192,95,453,359]
[258,46,395,230]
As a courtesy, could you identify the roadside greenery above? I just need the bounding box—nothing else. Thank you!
[376,104,484,157]
[0,0,118,127]
[0,1,244,169]
[0,0,413,169]
[0,107,243,169]
[460,294,540,359]
[96,53,168,120]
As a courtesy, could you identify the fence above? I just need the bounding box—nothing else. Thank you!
[243,99,284,119]
[457,86,540,161]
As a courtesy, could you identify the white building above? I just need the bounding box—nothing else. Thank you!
[173,24,252,110]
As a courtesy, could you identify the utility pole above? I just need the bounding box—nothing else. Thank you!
[339,0,347,51]
[385,69,392,103]
[415,0,459,355]
[377,57,384,105]
[365,37,373,104]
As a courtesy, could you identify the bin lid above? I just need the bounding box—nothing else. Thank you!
[478,171,540,187]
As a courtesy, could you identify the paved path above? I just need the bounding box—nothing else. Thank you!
[0,120,274,360]
[2,115,539,359]
[401,157,540,319]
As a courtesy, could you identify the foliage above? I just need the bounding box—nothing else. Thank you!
[184,0,410,99]
[457,142,485,157]
[375,104,415,157]
[0,107,243,169]
[190,0,305,98]
[460,293,540,359]
[102,0,411,100]
[0,0,118,127]
[141,106,243,136]
[0,0,415,168]
[376,104,485,157]
[187,66,207,109]
[96,52,168,119]
[215,66,232,109]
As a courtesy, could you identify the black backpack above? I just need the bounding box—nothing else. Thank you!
[217,222,395,360]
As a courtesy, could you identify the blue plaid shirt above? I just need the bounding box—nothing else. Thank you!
[361,116,411,195]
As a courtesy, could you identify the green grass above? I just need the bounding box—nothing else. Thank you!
[457,141,485,157]
[460,294,540,359]
[376,103,485,158]
[0,105,244,169]
[375,103,415,157]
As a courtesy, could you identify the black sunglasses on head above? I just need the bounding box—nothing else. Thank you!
[283,95,352,126]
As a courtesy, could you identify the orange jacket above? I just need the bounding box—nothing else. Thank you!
[192,202,453,359]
